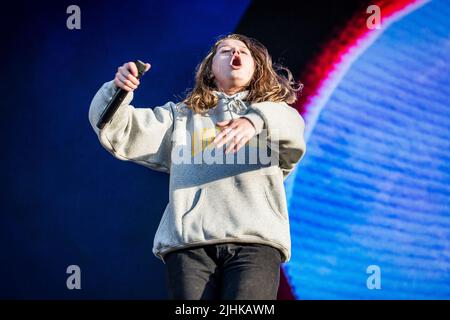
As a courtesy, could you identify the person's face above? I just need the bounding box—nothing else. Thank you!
[211,39,255,95]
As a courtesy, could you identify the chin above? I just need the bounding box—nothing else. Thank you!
[228,74,250,82]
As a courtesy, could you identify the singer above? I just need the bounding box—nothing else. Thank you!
[88,33,306,300]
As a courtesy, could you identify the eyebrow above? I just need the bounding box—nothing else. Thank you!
[218,45,249,51]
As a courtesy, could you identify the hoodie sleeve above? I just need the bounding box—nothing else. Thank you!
[243,101,306,179]
[88,80,174,173]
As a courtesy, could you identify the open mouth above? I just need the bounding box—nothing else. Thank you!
[230,56,242,69]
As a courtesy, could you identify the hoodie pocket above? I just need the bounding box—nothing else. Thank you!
[264,184,287,220]
[185,188,207,216]
[181,187,207,241]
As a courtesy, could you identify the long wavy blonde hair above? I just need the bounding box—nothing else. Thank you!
[181,34,302,114]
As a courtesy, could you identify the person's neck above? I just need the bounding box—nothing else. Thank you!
[217,86,245,96]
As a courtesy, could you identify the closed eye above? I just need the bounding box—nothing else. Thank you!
[221,49,249,55]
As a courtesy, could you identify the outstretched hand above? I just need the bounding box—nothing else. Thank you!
[114,61,151,92]
[212,118,256,153]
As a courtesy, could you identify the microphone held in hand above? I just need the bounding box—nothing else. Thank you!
[96,60,148,130]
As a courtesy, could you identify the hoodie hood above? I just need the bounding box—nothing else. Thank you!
[210,90,249,122]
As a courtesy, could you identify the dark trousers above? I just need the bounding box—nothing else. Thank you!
[163,242,282,300]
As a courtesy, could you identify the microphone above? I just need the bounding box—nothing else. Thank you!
[96,60,148,130]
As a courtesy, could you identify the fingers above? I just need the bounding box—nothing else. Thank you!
[225,134,242,153]
[116,72,138,91]
[222,132,250,154]
[114,61,149,91]
[213,121,238,144]
[232,135,250,153]
[113,77,131,91]
[120,63,140,85]
[213,127,230,147]
[214,127,243,152]
[213,125,238,148]
[213,118,256,153]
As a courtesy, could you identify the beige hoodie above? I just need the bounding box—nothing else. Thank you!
[88,80,306,262]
